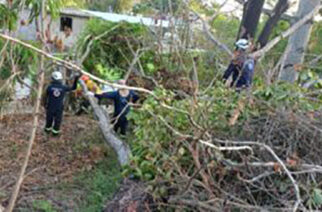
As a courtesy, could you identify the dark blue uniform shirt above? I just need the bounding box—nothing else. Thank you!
[45,79,78,111]
[223,58,255,88]
[95,90,139,117]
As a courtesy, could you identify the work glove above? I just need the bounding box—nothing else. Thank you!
[87,91,95,97]
[74,72,81,78]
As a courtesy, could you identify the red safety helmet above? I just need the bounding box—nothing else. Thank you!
[81,75,90,81]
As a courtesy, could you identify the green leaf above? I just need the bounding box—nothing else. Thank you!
[178,147,185,155]
[313,188,322,207]
[146,63,155,72]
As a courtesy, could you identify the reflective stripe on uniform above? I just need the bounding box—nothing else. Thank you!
[52,129,60,135]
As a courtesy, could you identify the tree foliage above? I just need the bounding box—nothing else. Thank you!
[76,18,151,79]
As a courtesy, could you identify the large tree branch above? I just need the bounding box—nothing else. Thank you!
[0,33,155,96]
[190,11,233,57]
[79,80,131,166]
[6,1,47,211]
[238,0,265,40]
[78,24,120,65]
[234,0,295,21]
[251,3,322,59]
[257,0,289,49]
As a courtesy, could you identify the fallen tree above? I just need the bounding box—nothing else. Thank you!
[78,79,131,166]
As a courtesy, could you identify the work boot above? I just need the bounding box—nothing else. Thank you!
[52,129,60,136]
[44,127,52,133]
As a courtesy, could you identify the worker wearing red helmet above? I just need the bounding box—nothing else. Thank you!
[75,74,101,115]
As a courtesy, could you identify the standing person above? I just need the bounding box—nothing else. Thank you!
[90,80,139,135]
[223,39,255,91]
[44,71,80,136]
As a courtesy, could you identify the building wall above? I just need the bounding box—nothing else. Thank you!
[15,9,89,49]
[49,15,89,48]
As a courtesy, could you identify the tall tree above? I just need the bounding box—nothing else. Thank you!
[238,0,265,41]
[257,0,289,49]
[235,0,291,51]
[279,0,320,82]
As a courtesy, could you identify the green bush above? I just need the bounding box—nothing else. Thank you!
[76,19,151,78]
[124,81,321,199]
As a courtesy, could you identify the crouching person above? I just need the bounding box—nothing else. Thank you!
[90,80,139,135]
[75,74,101,115]
[44,71,80,136]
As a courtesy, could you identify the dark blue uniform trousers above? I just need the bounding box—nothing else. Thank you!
[113,115,128,135]
[45,108,63,133]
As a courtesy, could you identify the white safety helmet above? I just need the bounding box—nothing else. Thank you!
[235,39,250,50]
[52,71,63,81]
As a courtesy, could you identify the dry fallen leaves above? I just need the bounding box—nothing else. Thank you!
[229,100,245,126]
[273,163,282,174]
[0,115,105,203]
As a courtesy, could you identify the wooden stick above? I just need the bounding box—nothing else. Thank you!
[6,1,47,211]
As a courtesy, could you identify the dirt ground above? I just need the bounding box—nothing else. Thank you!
[0,113,118,211]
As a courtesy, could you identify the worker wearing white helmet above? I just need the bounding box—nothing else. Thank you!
[44,71,80,136]
[223,39,255,90]
[51,71,63,81]
[235,38,250,50]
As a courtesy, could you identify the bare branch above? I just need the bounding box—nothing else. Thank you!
[6,1,47,211]
[0,33,155,96]
[78,24,120,64]
[252,3,322,58]
[213,138,302,212]
[199,139,253,153]
[189,10,233,57]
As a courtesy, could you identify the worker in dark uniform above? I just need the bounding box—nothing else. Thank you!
[90,80,139,135]
[44,71,80,136]
[223,39,255,91]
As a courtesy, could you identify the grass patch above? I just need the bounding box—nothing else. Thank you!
[75,157,121,212]
[71,128,122,212]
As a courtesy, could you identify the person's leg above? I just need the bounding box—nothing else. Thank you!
[76,99,87,115]
[119,117,128,136]
[113,118,120,133]
[45,110,54,133]
[52,109,63,136]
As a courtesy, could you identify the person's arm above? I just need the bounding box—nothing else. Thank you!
[43,86,50,109]
[242,61,255,87]
[223,62,235,82]
[64,73,81,92]
[94,91,118,100]
[131,91,139,103]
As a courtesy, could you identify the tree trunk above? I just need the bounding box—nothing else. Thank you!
[279,0,320,82]
[257,0,289,49]
[79,80,131,166]
[238,0,265,41]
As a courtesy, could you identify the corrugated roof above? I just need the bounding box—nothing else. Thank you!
[82,10,170,28]
[60,8,91,18]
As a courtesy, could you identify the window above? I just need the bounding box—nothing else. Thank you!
[60,17,72,31]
